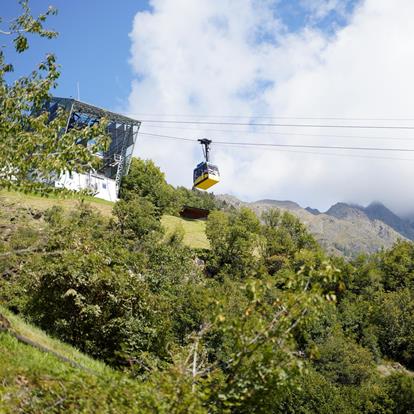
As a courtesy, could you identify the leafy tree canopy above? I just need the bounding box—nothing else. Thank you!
[0,1,109,193]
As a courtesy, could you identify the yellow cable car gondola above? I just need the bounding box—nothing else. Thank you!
[193,139,220,190]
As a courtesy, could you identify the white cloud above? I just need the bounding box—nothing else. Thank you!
[127,0,414,215]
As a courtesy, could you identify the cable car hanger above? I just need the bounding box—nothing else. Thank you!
[193,139,220,190]
[199,138,211,162]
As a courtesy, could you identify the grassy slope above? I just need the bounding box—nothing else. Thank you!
[0,190,206,412]
[161,215,209,249]
[0,306,154,413]
[0,190,209,249]
[0,190,114,217]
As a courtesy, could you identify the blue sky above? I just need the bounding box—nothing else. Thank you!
[2,0,150,110]
[274,0,359,33]
[5,0,414,212]
[2,0,358,112]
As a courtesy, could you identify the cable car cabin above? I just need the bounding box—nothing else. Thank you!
[193,162,220,190]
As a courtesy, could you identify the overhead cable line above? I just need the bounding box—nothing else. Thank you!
[139,132,414,153]
[141,124,414,142]
[139,119,414,130]
[215,140,414,152]
[138,132,414,162]
[140,132,195,142]
[225,143,414,162]
[131,112,414,122]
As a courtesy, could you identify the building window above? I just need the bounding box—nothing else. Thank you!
[102,183,107,189]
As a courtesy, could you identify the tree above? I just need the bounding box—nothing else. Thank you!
[378,241,414,291]
[262,209,318,274]
[17,203,204,367]
[187,266,338,413]
[205,208,265,279]
[174,186,226,211]
[113,196,163,240]
[385,374,414,414]
[0,1,109,192]
[120,158,176,215]
[314,330,375,386]
[278,368,351,414]
[372,288,414,368]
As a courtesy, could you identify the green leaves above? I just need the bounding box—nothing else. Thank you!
[378,241,414,291]
[13,34,28,53]
[372,289,414,368]
[206,208,265,280]
[113,195,164,240]
[0,1,109,193]
[120,158,176,215]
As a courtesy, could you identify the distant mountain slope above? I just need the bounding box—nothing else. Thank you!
[326,202,368,220]
[364,202,414,240]
[218,195,411,257]
[325,201,414,241]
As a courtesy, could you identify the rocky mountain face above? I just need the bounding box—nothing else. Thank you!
[218,195,413,257]
[363,202,414,240]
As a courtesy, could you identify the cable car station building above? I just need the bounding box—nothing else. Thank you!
[45,97,141,201]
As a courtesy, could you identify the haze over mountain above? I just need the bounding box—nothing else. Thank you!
[218,195,414,257]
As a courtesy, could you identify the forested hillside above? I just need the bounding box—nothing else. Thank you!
[1,158,414,413]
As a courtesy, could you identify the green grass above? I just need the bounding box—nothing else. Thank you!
[162,215,209,249]
[0,306,108,375]
[0,189,210,249]
[0,189,114,217]
[0,306,154,413]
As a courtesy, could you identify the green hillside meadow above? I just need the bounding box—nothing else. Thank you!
[0,306,156,412]
[0,190,209,249]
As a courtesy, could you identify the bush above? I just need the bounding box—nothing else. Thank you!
[205,208,265,279]
[314,331,376,386]
[378,241,414,291]
[372,289,414,368]
[279,369,351,414]
[113,196,163,239]
[384,373,414,414]
[15,204,206,368]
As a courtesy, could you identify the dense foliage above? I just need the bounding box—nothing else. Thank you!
[0,195,333,411]
[1,190,414,412]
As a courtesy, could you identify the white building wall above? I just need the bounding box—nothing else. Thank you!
[55,172,118,202]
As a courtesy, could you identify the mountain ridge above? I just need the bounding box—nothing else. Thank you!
[217,194,412,257]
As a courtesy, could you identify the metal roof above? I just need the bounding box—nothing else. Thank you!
[52,97,141,126]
